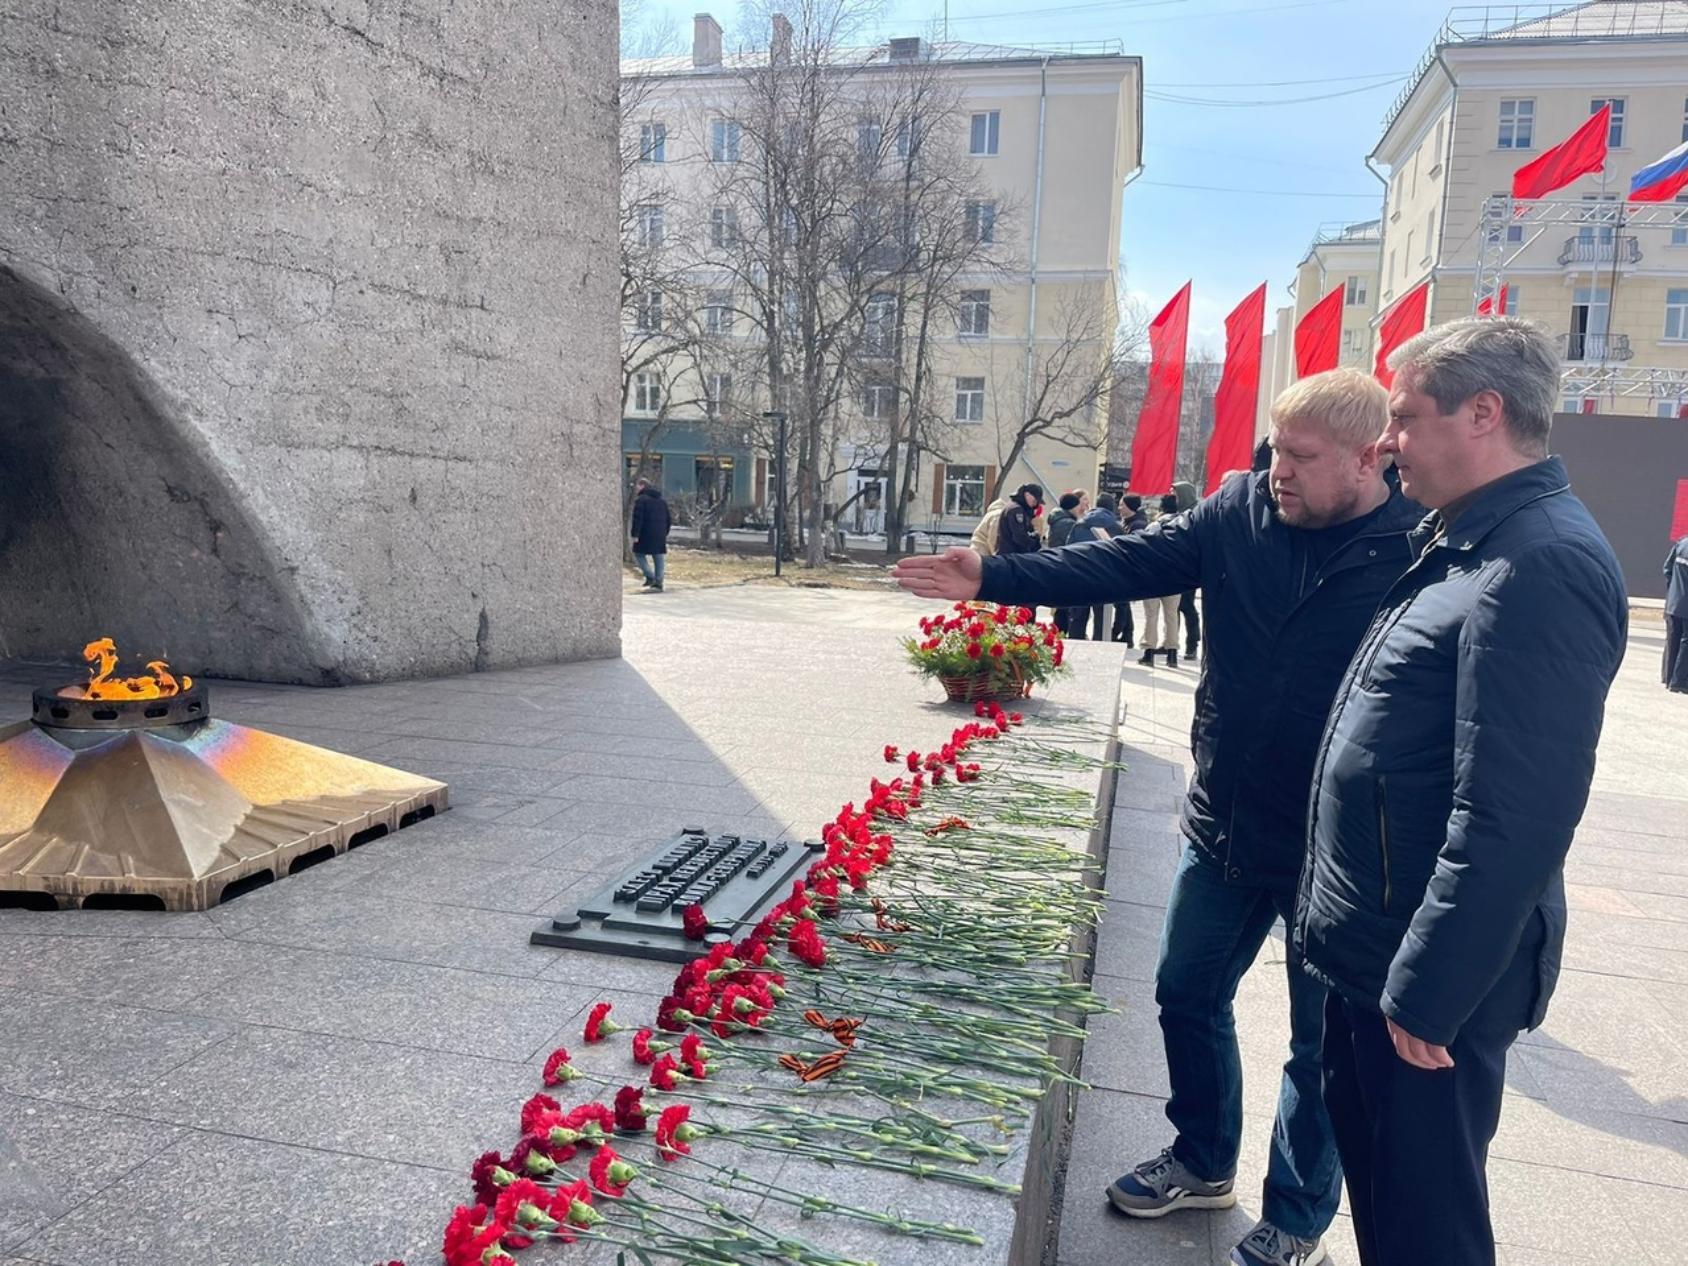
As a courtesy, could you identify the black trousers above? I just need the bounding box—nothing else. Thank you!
[1665,614,1688,692]
[1319,917,1542,1266]
[1178,590,1200,654]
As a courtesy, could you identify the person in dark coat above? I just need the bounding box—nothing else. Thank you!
[1172,481,1202,658]
[1296,319,1627,1266]
[894,369,1424,1266]
[1066,493,1123,640]
[1110,494,1148,645]
[1665,534,1688,691]
[629,479,671,591]
[996,483,1043,555]
[1047,491,1087,634]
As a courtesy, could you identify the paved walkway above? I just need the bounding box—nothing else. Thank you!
[1059,617,1688,1266]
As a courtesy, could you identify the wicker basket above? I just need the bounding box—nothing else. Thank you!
[937,669,1032,705]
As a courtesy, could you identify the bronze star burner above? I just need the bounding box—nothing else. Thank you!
[0,640,448,911]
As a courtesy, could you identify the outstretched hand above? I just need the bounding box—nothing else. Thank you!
[892,547,984,601]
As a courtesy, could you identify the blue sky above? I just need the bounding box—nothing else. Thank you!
[632,0,1462,350]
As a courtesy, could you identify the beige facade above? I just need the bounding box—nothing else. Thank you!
[621,24,1142,534]
[1376,3,1688,416]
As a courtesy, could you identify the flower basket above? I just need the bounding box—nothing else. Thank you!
[904,601,1069,705]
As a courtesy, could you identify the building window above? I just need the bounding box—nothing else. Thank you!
[632,373,662,414]
[1671,194,1688,247]
[863,292,897,357]
[636,203,664,250]
[705,372,732,413]
[1567,286,1611,360]
[863,381,894,419]
[1498,98,1534,149]
[1431,118,1444,169]
[1344,275,1368,306]
[705,290,734,335]
[895,117,920,163]
[857,117,883,166]
[965,200,997,244]
[1423,211,1435,262]
[1591,97,1625,147]
[1666,289,1688,342]
[635,289,663,331]
[969,110,1000,156]
[626,452,663,484]
[1387,249,1396,285]
[639,123,666,163]
[1488,191,1525,243]
[959,289,991,337]
[711,118,742,162]
[695,455,734,505]
[943,464,987,515]
[1578,194,1618,244]
[1404,231,1414,269]
[1341,328,1363,358]
[710,206,739,248]
[955,376,985,422]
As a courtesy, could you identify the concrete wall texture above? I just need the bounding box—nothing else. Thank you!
[0,0,622,684]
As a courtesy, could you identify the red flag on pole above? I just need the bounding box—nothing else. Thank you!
[1205,284,1266,495]
[1373,281,1430,389]
[1476,284,1510,317]
[1294,286,1344,379]
[1512,104,1609,201]
[1129,282,1192,497]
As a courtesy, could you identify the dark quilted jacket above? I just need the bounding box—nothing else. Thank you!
[1295,457,1627,1045]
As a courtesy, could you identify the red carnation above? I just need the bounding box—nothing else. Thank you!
[966,642,983,660]
[613,1085,650,1132]
[519,1093,561,1137]
[681,903,709,941]
[654,1103,694,1159]
[655,995,690,1032]
[882,744,898,762]
[442,1203,508,1266]
[584,1001,621,1043]
[469,1151,513,1205]
[590,1144,632,1196]
[650,1053,682,1091]
[632,1027,659,1065]
[541,1047,578,1086]
[989,644,1006,658]
[1009,711,1024,725]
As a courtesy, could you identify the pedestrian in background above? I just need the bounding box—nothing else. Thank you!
[629,478,671,592]
[1173,480,1203,660]
[1138,493,1183,667]
[1299,319,1627,1266]
[996,483,1044,555]
[1665,533,1688,692]
[1111,493,1148,645]
[1067,492,1123,640]
[1048,490,1088,634]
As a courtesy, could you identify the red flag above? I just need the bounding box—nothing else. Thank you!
[1294,286,1343,379]
[1672,479,1688,541]
[1512,104,1609,201]
[1476,284,1509,317]
[1205,284,1266,495]
[1129,282,1191,497]
[1373,282,1429,389]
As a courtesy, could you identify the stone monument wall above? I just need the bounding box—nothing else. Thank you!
[0,0,622,683]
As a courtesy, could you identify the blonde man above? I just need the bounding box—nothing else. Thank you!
[895,369,1424,1266]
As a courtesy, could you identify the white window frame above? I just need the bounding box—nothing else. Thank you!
[857,116,883,164]
[943,464,987,516]
[1498,98,1534,150]
[1682,95,1688,143]
[705,372,732,414]
[895,117,920,163]
[1423,210,1435,263]
[958,289,991,338]
[965,200,997,244]
[1344,275,1367,306]
[705,289,734,336]
[633,372,663,414]
[639,122,666,163]
[862,381,895,420]
[710,205,738,248]
[863,292,897,357]
[1665,288,1688,342]
[636,203,664,250]
[711,118,742,163]
[1671,194,1688,247]
[1591,97,1626,148]
[955,376,986,422]
[635,289,663,332]
[969,110,1000,157]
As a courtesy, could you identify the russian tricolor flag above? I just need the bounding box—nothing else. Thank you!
[1630,140,1688,203]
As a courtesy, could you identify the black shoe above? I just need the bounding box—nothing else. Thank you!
[1137,650,1156,667]
[1184,646,1198,660]
[1165,650,1179,669]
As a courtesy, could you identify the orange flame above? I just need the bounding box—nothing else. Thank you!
[60,638,192,700]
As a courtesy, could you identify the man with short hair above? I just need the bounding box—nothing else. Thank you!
[1297,319,1627,1266]
[1067,492,1124,640]
[1048,491,1089,635]
[629,477,671,592]
[894,368,1424,1266]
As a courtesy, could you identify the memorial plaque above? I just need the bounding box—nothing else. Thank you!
[530,826,824,961]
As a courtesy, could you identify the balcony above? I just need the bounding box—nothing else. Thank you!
[1558,235,1641,269]
[1559,332,1632,364]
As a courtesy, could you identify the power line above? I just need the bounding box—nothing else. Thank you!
[947,0,1354,26]
[1145,77,1405,106]
[1136,179,1380,198]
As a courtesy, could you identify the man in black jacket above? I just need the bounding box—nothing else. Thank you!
[629,479,671,592]
[1048,491,1087,634]
[1296,319,1627,1266]
[996,483,1043,555]
[895,369,1422,1266]
[1664,533,1688,692]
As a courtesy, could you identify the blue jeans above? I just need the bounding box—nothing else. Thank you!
[1155,842,1342,1239]
[636,554,665,587]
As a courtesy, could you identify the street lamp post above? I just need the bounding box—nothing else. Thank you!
[763,411,788,577]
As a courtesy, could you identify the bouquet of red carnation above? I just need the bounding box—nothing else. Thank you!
[902,601,1067,704]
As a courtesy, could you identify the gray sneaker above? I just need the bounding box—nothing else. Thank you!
[1106,1146,1236,1218]
[1229,1219,1328,1266]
